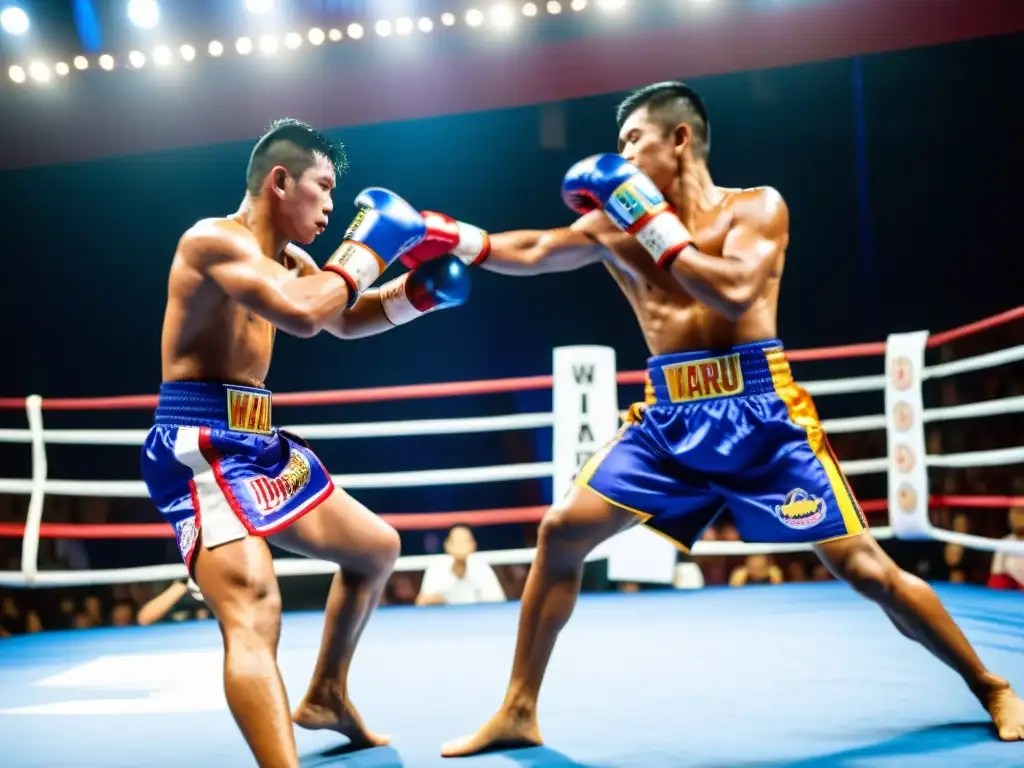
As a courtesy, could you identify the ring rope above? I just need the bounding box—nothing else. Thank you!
[0,307,1020,588]
[924,305,1024,347]
[0,309,1018,412]
[924,344,1024,381]
[1,495,1019,543]
[4,432,1020,498]
[0,461,555,497]
[1,392,1022,451]
[0,529,897,589]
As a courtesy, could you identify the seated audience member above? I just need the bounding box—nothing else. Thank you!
[673,552,706,589]
[785,560,808,583]
[137,579,210,625]
[988,506,1024,591]
[729,554,784,587]
[416,525,506,606]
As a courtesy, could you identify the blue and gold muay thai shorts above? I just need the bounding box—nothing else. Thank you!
[576,339,868,550]
[140,382,334,571]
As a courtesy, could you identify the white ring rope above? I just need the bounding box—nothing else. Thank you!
[0,412,556,447]
[0,462,556,497]
[927,529,1024,556]
[802,375,886,396]
[3,440,1017,499]
[926,446,1024,468]
[3,390,1022,452]
[0,528,898,588]
[922,395,1024,424]
[0,328,1021,588]
[924,344,1024,381]
[0,386,1021,498]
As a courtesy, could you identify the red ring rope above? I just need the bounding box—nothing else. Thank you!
[0,306,1018,411]
[0,495,1019,540]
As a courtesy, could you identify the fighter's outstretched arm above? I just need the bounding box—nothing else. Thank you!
[480,220,606,276]
[183,222,352,338]
[663,188,788,320]
[402,210,607,276]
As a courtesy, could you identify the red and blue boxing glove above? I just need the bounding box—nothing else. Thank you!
[561,154,693,268]
[323,187,471,321]
[379,255,471,326]
[401,211,490,269]
[324,187,428,307]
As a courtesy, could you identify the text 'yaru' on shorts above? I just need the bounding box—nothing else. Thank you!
[661,353,744,403]
[226,387,273,434]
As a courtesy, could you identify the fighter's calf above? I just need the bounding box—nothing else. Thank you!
[195,536,284,653]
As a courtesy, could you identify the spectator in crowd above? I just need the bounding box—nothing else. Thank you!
[988,506,1024,590]
[137,579,210,625]
[728,554,784,587]
[0,594,41,635]
[416,525,506,606]
[785,560,808,582]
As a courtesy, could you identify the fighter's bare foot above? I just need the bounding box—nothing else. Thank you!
[980,682,1024,741]
[441,710,542,758]
[293,691,391,749]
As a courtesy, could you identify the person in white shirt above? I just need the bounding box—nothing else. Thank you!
[416,525,507,606]
[988,506,1024,591]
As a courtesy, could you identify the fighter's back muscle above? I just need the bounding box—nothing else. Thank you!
[161,218,276,387]
[578,187,785,354]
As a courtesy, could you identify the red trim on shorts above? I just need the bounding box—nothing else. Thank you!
[185,478,202,572]
[196,425,335,538]
[255,479,335,537]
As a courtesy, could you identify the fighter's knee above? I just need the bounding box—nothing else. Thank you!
[341,523,400,578]
[378,525,401,567]
[537,502,593,557]
[538,504,572,546]
[216,570,282,638]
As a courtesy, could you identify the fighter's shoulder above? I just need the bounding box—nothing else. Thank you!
[177,217,258,266]
[727,186,788,230]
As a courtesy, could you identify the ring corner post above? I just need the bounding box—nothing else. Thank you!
[884,331,931,541]
[551,345,619,505]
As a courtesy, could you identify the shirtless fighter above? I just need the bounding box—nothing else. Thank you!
[140,118,470,767]
[398,82,1024,752]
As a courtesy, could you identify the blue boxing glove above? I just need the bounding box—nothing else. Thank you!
[561,154,693,268]
[324,187,427,306]
[378,255,471,326]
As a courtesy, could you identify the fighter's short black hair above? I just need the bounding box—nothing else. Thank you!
[615,81,711,160]
[245,117,347,195]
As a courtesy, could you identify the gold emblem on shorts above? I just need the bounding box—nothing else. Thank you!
[661,353,744,403]
[226,387,273,434]
[246,450,312,515]
[773,489,827,530]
